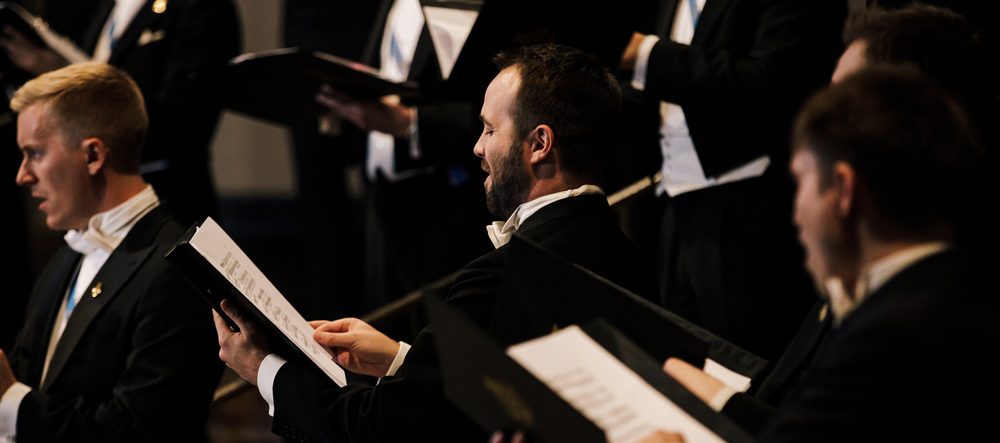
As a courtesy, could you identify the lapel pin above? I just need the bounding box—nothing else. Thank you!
[153,0,168,14]
[818,303,828,322]
[91,282,103,298]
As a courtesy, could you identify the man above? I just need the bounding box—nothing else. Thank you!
[216,44,657,442]
[1,0,241,225]
[0,63,222,442]
[315,0,489,311]
[661,67,997,441]
[663,9,994,433]
[617,0,846,362]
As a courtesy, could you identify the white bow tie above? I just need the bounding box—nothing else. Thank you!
[64,228,116,256]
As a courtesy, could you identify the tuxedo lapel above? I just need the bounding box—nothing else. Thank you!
[408,25,436,82]
[692,0,730,44]
[655,0,680,38]
[108,0,168,66]
[80,0,116,54]
[22,249,82,386]
[754,301,831,402]
[363,0,396,66]
[40,243,156,391]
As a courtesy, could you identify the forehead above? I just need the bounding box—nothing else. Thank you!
[790,147,818,175]
[17,102,68,147]
[484,66,521,113]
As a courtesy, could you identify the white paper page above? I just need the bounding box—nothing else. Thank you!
[703,359,751,393]
[508,326,725,443]
[423,6,478,79]
[190,217,347,387]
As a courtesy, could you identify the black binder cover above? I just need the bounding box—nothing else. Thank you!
[494,234,768,379]
[165,223,312,369]
[428,293,755,442]
[215,47,418,127]
[427,292,604,442]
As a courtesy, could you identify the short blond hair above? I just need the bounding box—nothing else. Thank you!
[11,62,148,173]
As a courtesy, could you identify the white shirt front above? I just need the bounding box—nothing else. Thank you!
[632,0,770,197]
[0,186,159,442]
[367,0,425,181]
[92,0,147,62]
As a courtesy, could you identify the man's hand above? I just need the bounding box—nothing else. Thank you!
[0,349,17,396]
[214,300,271,385]
[310,318,400,378]
[0,26,67,76]
[619,32,647,71]
[315,84,414,136]
[662,357,726,404]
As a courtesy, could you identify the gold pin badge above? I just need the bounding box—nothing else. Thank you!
[91,282,103,298]
[153,0,168,14]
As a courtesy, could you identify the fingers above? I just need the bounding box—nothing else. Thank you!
[314,317,358,334]
[313,329,354,348]
[308,320,330,329]
[663,357,696,376]
[212,311,232,346]
[219,299,251,332]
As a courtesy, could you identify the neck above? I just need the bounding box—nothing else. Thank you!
[93,173,147,215]
[856,221,949,280]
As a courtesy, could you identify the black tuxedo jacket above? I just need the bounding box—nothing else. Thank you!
[641,0,845,177]
[7,207,223,443]
[759,251,1000,442]
[720,300,832,434]
[269,194,657,442]
[78,0,240,224]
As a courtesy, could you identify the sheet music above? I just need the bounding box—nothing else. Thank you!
[508,326,725,443]
[423,6,477,79]
[190,217,347,387]
[703,359,751,393]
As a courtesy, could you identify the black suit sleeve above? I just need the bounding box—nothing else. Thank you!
[14,267,222,443]
[642,0,844,172]
[270,254,503,443]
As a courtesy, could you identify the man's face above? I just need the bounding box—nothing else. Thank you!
[790,148,851,289]
[831,39,869,83]
[474,66,531,219]
[16,103,95,231]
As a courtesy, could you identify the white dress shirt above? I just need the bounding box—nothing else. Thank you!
[632,0,770,197]
[0,186,159,442]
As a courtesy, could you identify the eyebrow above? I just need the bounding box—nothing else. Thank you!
[479,115,494,127]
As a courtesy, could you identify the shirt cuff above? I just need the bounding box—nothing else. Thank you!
[0,382,31,438]
[707,385,739,412]
[257,354,287,417]
[385,341,411,377]
[630,34,661,91]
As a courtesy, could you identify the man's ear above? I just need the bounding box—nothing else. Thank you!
[831,161,856,219]
[527,124,554,165]
[82,137,108,176]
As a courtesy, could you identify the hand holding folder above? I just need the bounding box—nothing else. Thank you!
[165,217,348,387]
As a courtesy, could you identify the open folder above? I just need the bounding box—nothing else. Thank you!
[427,293,754,443]
[164,217,347,387]
[213,47,418,127]
[492,235,768,389]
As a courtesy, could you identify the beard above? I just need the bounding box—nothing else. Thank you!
[485,141,531,219]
